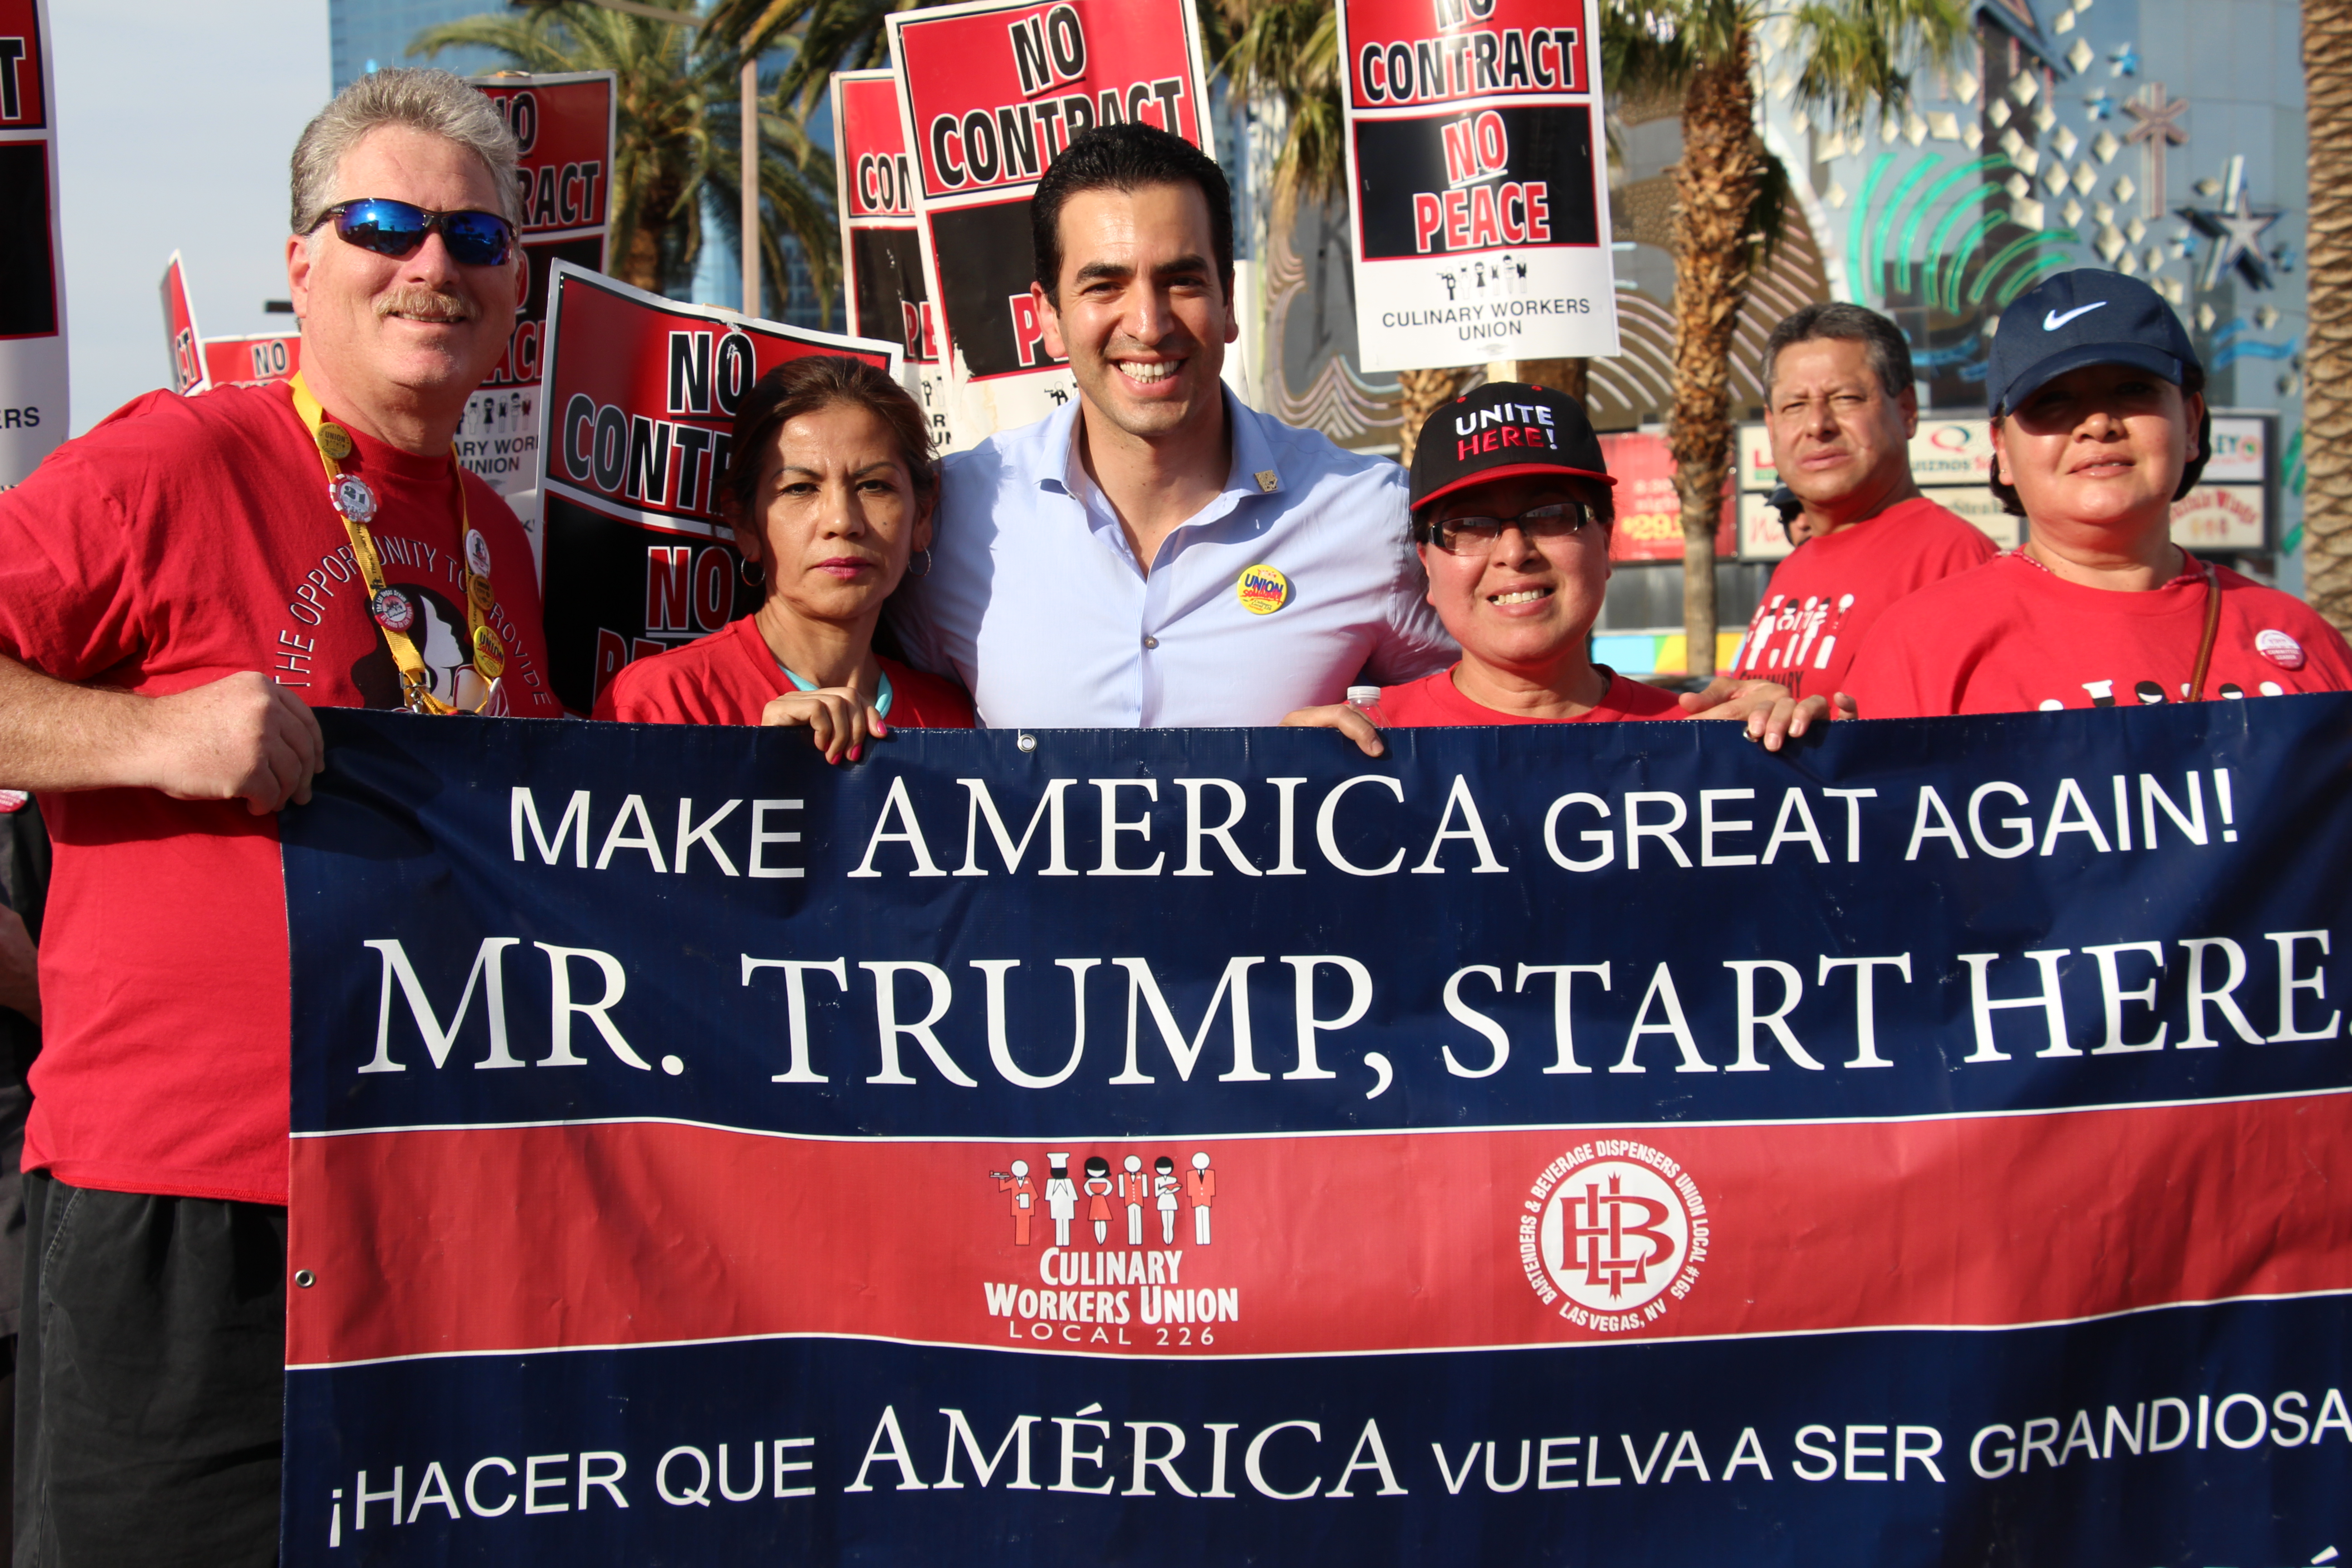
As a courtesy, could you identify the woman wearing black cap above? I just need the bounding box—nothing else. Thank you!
[1284,382,1832,748]
[1844,270,2352,715]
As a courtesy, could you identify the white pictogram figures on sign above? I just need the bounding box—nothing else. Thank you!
[1045,1151,1077,1247]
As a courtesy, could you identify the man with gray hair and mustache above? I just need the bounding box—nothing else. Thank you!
[0,69,559,1561]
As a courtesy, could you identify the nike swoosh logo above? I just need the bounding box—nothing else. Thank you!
[2043,302,2108,331]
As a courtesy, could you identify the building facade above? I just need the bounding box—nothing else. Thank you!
[329,0,499,89]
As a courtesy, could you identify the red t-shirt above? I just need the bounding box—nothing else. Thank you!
[1842,551,2352,718]
[1729,496,1999,699]
[593,614,975,728]
[0,382,559,1205]
[1377,666,1687,725]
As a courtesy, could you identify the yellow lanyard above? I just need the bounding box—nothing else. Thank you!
[288,373,506,715]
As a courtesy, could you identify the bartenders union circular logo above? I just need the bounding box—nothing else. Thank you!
[1519,1141,1706,1331]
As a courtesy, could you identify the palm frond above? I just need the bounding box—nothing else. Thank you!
[1784,0,1967,124]
[771,0,918,117]
[1219,0,1344,203]
[415,0,841,319]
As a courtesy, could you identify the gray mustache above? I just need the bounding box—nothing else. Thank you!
[376,288,475,323]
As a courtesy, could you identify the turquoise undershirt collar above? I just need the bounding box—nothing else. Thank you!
[775,656,894,719]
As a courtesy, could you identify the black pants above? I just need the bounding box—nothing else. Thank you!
[15,1173,284,1567]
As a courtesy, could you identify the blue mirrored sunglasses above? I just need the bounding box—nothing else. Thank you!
[325,199,516,266]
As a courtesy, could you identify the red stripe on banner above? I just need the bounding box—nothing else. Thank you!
[286,1097,2352,1367]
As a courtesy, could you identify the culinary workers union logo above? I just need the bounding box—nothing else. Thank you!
[1521,1141,1707,1329]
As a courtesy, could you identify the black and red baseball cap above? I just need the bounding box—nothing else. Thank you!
[1408,380,1614,513]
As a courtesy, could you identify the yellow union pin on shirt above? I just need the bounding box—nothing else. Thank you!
[1235,563,1291,615]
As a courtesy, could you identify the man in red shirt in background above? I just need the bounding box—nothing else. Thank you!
[1728,303,1999,699]
[0,69,557,1563]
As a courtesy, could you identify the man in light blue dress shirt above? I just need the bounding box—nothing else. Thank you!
[891,124,1456,727]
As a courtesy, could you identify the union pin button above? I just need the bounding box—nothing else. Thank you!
[472,624,507,679]
[316,423,354,461]
[1235,563,1290,615]
[465,527,493,579]
[330,474,377,523]
[369,588,414,632]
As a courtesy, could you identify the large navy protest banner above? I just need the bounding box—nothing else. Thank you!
[279,700,2352,1563]
[1337,0,1620,372]
[532,262,901,713]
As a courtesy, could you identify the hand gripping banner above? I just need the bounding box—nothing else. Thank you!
[280,699,2352,1563]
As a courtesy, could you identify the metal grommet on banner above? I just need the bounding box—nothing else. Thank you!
[315,423,353,461]
[294,1269,317,1289]
[1017,733,1037,753]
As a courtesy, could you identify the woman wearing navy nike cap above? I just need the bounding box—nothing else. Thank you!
[1843,270,2352,716]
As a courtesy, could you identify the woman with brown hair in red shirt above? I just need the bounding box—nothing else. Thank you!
[594,354,972,754]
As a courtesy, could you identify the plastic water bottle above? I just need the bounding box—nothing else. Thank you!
[1346,685,1387,728]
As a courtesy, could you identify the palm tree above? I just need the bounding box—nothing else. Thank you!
[2305,0,2352,634]
[1219,0,1475,465]
[1603,0,1963,676]
[701,0,926,123]
[417,0,840,319]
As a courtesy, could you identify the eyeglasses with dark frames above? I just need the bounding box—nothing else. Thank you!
[1419,500,1598,556]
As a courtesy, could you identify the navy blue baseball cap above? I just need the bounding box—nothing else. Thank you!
[1986,269,2200,416]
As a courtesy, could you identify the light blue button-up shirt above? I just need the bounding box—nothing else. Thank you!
[891,392,1455,727]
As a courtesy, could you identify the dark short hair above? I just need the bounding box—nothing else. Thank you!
[718,355,936,519]
[1761,302,1916,400]
[1030,122,1234,304]
[1986,362,2210,516]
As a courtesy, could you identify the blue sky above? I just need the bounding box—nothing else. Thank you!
[53,0,330,432]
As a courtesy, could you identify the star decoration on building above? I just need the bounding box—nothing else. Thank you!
[2085,89,2116,119]
[2110,44,2139,77]
[2177,155,2283,290]
[2121,84,2189,217]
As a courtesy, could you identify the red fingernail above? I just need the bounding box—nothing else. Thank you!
[849,744,863,761]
